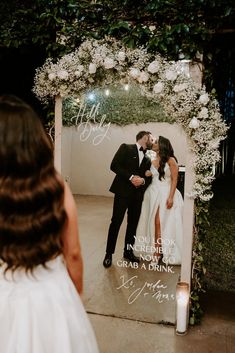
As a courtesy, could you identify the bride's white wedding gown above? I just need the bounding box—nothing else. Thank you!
[0,255,99,353]
[135,163,183,265]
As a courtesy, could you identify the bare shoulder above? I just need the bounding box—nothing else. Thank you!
[167,158,179,180]
[167,157,178,168]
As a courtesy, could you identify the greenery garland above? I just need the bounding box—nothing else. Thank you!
[33,37,228,323]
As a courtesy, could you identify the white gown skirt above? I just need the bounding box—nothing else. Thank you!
[135,175,184,265]
[0,256,99,353]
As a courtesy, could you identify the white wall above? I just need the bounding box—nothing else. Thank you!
[61,122,187,196]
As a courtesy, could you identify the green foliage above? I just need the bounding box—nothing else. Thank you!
[188,199,210,324]
[62,85,169,127]
[203,176,235,292]
[0,0,82,57]
[191,176,235,325]
[1,0,234,61]
[189,292,204,325]
[195,199,210,238]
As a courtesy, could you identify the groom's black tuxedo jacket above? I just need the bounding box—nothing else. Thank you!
[109,143,152,198]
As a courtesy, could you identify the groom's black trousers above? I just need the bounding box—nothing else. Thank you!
[106,193,143,254]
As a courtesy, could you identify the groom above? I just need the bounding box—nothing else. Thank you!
[103,131,154,268]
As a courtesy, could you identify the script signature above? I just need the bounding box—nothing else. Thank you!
[117,275,175,304]
[71,102,111,145]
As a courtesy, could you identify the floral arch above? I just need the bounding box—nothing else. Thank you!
[34,36,227,202]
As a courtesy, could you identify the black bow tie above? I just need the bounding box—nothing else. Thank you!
[139,147,147,154]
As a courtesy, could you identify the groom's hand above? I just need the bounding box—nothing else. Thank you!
[131,176,145,187]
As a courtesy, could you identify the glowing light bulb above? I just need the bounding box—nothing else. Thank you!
[124,84,129,91]
[105,89,110,96]
[88,93,95,101]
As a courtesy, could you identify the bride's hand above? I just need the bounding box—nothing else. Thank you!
[145,170,152,177]
[166,197,173,209]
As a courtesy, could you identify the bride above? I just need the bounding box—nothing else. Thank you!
[134,136,184,265]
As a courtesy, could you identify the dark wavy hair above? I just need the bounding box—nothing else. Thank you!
[0,95,67,272]
[158,136,177,180]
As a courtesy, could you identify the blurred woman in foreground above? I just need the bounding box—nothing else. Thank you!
[0,95,99,353]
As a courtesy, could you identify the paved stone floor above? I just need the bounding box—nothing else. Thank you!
[75,195,235,353]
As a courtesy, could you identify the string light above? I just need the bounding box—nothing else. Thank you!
[88,92,95,101]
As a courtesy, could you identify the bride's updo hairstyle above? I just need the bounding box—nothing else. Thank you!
[158,136,177,180]
[0,95,67,272]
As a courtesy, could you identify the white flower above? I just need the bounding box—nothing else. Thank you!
[57,70,69,80]
[173,83,188,92]
[117,51,126,61]
[147,60,160,74]
[189,117,200,129]
[88,63,97,74]
[198,107,208,119]
[178,51,185,60]
[138,71,149,83]
[74,65,84,77]
[149,25,156,32]
[104,57,115,69]
[200,193,214,202]
[59,84,68,97]
[165,70,178,81]
[129,68,141,79]
[198,93,209,105]
[88,77,94,83]
[93,53,103,64]
[77,65,84,72]
[210,139,220,149]
[48,73,56,81]
[153,82,164,94]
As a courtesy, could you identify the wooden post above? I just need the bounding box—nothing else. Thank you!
[54,95,62,173]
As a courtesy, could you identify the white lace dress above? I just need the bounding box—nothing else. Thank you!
[0,255,99,353]
[135,163,184,265]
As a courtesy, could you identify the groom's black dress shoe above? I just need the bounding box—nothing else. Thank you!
[123,250,140,264]
[103,253,112,268]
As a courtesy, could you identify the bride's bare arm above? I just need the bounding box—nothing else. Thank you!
[61,182,83,295]
[167,157,179,209]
